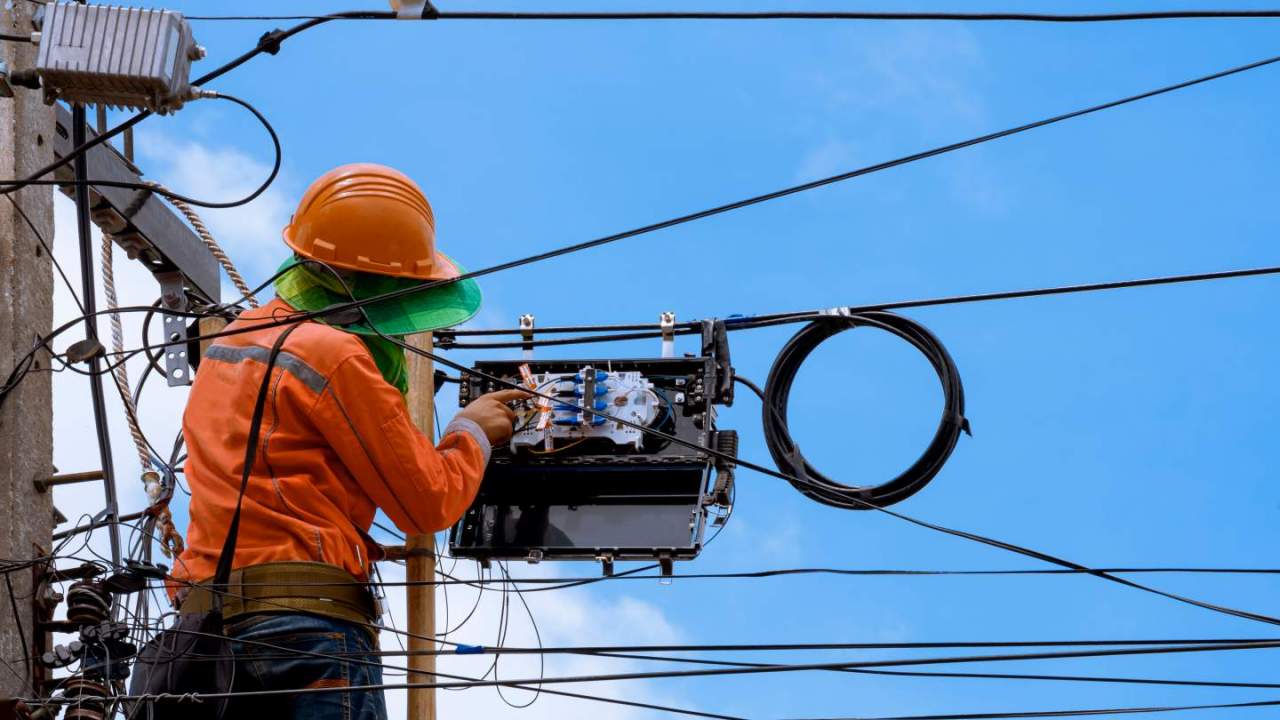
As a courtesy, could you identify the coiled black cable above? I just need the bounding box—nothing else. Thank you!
[761,311,969,509]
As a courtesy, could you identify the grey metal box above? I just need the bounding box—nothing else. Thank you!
[34,3,202,113]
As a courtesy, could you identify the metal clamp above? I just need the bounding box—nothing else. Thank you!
[597,554,615,577]
[658,553,674,577]
[660,311,676,358]
[520,313,536,360]
[157,271,192,386]
[391,0,438,19]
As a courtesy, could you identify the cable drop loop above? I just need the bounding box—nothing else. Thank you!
[761,311,967,510]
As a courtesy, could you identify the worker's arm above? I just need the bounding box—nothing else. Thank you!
[311,350,520,534]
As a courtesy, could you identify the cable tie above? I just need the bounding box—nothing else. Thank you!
[257,28,287,55]
[821,306,853,317]
[943,413,973,436]
[455,644,484,655]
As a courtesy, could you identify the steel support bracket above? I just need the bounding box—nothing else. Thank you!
[157,271,192,386]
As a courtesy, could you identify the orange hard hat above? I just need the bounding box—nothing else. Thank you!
[283,163,458,281]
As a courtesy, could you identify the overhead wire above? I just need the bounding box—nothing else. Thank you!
[241,564,1280,589]
[41,639,1280,702]
[41,535,1280,712]
[259,259,1280,673]
[183,9,1280,23]
[142,181,260,306]
[10,46,1280,342]
[17,10,1280,714]
[783,699,1280,720]
[3,193,86,315]
[70,103,122,569]
[0,11,388,199]
[6,43,1279,402]
[389,326,1280,632]
[438,263,1280,344]
[8,93,281,209]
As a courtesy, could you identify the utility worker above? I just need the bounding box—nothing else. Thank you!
[165,164,521,719]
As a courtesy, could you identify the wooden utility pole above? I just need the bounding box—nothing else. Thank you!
[404,333,437,720]
[0,2,55,702]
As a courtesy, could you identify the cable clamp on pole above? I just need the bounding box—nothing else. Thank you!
[519,313,536,359]
[660,311,676,357]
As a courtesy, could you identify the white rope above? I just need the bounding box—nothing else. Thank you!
[100,232,153,471]
[144,181,259,307]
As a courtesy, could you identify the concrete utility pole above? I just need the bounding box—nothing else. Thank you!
[0,1,55,702]
[404,334,437,720]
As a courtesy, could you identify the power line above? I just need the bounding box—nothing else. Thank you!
[2,194,85,315]
[245,49,1280,336]
[141,621,746,720]
[19,255,1280,634]
[792,699,1280,720]
[184,9,1280,23]
[44,639,1280,703]
[14,254,1280,403]
[7,43,1277,388]
[850,666,1280,691]
[405,338,1280,633]
[437,265,1280,344]
[14,45,1277,336]
[0,12,379,199]
[162,565,1280,589]
[5,93,281,209]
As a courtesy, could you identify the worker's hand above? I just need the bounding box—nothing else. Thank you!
[455,388,529,446]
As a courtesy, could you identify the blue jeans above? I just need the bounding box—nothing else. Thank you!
[223,613,386,720]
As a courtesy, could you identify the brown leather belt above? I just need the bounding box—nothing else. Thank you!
[179,561,378,629]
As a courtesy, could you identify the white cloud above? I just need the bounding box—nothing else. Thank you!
[136,130,295,287]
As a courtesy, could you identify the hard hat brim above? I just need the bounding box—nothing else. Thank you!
[274,254,482,337]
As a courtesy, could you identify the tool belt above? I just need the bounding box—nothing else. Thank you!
[179,561,378,630]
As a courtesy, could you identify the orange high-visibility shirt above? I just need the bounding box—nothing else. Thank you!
[171,298,490,590]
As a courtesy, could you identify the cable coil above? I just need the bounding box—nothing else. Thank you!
[762,311,969,509]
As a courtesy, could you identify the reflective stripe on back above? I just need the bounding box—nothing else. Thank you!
[204,344,329,394]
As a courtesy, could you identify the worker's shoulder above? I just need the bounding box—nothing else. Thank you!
[215,300,371,377]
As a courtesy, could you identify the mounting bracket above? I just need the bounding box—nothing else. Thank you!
[520,313,536,360]
[157,271,192,386]
[660,311,676,358]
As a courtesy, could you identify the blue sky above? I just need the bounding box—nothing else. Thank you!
[46,1,1280,718]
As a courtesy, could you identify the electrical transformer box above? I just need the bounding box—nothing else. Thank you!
[449,352,735,573]
[34,2,203,113]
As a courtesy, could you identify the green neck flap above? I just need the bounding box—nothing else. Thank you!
[274,260,410,396]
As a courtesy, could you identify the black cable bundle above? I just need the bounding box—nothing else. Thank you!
[761,311,969,509]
